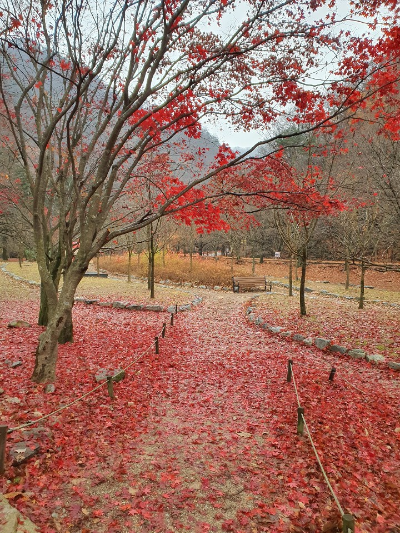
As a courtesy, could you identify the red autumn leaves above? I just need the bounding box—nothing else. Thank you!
[1,283,399,532]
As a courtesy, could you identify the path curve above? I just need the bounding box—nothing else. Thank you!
[84,289,400,533]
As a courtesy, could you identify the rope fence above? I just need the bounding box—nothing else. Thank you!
[288,352,379,400]
[0,308,178,476]
[287,360,356,533]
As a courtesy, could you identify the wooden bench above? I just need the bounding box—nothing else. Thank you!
[232,276,271,292]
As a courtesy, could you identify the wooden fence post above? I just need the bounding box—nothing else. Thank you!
[287,360,293,382]
[297,407,304,435]
[175,304,178,314]
[170,313,174,326]
[162,322,166,338]
[107,377,115,400]
[155,336,159,354]
[0,425,7,476]
[342,513,355,533]
[329,367,336,381]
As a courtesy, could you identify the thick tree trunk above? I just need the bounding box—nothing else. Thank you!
[299,247,307,316]
[359,260,366,310]
[32,322,61,383]
[38,246,62,326]
[289,255,293,297]
[32,266,85,382]
[37,251,73,342]
[38,283,50,326]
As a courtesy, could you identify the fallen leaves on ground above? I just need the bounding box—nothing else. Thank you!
[1,273,400,533]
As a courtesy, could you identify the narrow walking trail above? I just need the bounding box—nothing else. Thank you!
[122,293,296,532]
[1,276,400,533]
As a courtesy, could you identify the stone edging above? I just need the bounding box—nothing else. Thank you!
[245,297,400,372]
[0,265,201,313]
[73,296,202,313]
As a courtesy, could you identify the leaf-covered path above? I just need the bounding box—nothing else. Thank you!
[108,293,400,533]
[1,275,400,533]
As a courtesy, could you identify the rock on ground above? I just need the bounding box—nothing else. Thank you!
[7,321,31,329]
[0,495,38,533]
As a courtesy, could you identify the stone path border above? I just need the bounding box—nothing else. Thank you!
[245,296,400,372]
[73,296,202,313]
[0,266,41,288]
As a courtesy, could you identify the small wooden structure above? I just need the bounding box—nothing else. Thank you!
[232,276,271,292]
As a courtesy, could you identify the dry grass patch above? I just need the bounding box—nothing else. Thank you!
[0,266,38,301]
[4,261,41,282]
[77,277,193,305]
[2,262,194,306]
[100,253,290,288]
